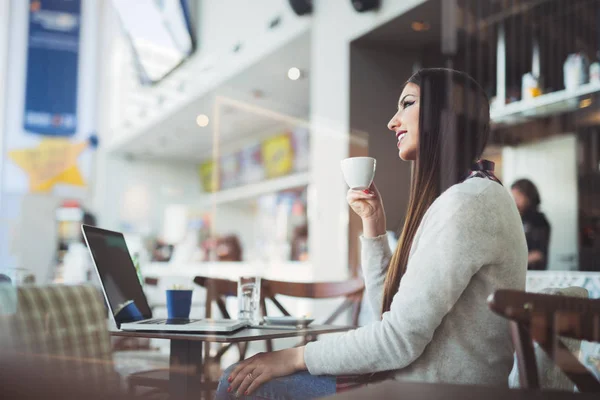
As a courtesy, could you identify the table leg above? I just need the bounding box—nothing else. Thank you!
[169,340,204,400]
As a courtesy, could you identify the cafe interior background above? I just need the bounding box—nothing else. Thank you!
[1,0,600,388]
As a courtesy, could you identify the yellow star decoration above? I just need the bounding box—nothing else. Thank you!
[8,138,87,193]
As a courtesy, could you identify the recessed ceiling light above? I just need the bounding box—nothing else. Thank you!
[411,21,430,32]
[288,67,302,81]
[196,114,210,127]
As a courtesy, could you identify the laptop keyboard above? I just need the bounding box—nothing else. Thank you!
[138,318,201,325]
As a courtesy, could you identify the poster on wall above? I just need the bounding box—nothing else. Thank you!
[239,143,264,185]
[199,160,219,193]
[262,133,294,179]
[8,138,87,193]
[23,0,81,136]
[220,153,240,190]
[292,127,309,172]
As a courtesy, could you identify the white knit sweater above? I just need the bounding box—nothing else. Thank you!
[304,178,528,385]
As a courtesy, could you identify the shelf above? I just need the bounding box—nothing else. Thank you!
[198,172,310,208]
[491,83,600,125]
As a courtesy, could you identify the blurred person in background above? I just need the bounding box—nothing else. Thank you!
[291,224,308,262]
[216,68,527,399]
[511,179,551,270]
[151,240,174,262]
[216,234,243,262]
[63,211,98,284]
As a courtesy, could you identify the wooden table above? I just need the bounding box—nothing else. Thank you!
[111,325,350,399]
[325,380,599,399]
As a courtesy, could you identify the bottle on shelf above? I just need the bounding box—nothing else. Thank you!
[521,72,542,101]
[589,52,600,84]
[564,52,590,91]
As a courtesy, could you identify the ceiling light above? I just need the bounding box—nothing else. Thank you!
[288,67,302,81]
[580,98,593,108]
[411,21,431,32]
[196,114,210,127]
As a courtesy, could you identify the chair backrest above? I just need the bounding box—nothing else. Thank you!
[0,282,16,315]
[261,278,365,326]
[0,284,118,387]
[193,276,238,319]
[144,276,159,287]
[193,276,247,369]
[488,288,600,393]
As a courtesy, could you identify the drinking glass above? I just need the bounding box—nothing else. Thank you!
[237,276,261,324]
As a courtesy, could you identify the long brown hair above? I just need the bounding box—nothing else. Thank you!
[510,179,541,211]
[381,68,491,314]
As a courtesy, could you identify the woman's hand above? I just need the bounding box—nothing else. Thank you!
[347,183,386,237]
[227,347,306,396]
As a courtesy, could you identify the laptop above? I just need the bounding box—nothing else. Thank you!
[82,225,249,333]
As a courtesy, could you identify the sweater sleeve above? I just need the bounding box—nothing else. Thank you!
[304,189,501,375]
[360,235,392,315]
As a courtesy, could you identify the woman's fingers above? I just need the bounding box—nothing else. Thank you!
[228,360,249,383]
[245,371,271,396]
[228,363,256,393]
[234,368,262,397]
[347,187,382,220]
[369,183,382,196]
[347,190,376,202]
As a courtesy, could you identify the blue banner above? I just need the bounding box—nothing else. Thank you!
[23,0,81,136]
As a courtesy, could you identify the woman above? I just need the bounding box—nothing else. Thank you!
[511,179,551,270]
[216,68,528,399]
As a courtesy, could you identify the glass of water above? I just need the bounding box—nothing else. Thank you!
[237,276,261,324]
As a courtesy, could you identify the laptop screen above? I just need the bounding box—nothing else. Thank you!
[82,225,152,325]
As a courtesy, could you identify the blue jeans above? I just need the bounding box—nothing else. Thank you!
[215,364,337,400]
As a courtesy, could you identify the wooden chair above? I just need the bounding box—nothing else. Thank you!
[260,277,365,350]
[193,276,248,374]
[488,289,600,393]
[127,276,246,399]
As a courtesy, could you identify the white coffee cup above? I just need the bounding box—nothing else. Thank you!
[341,157,376,190]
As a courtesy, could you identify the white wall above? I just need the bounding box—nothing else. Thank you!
[90,0,116,217]
[308,0,426,280]
[100,157,202,235]
[0,1,10,277]
[502,135,579,271]
[0,1,10,192]
[350,45,418,233]
[199,0,306,56]
[213,204,257,260]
